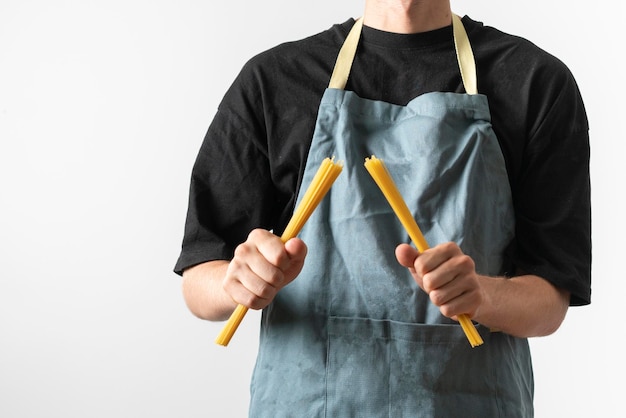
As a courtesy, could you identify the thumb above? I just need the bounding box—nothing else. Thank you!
[395,243,419,270]
[283,238,308,279]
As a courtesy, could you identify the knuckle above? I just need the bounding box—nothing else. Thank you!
[233,242,252,259]
[264,251,284,269]
[422,273,435,292]
[257,285,275,299]
[429,290,443,306]
[241,293,261,309]
[458,254,475,270]
[439,305,454,318]
[266,270,285,286]
[225,262,245,285]
[249,287,275,310]
[248,228,264,240]
[442,242,457,251]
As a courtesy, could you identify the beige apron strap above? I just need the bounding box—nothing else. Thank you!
[329,14,478,95]
[452,14,477,95]
[328,17,363,90]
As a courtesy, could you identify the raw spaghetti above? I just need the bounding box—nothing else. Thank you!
[364,155,483,348]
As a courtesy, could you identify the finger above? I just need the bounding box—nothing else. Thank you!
[415,242,461,272]
[224,255,279,307]
[249,229,293,272]
[223,239,283,309]
[428,271,469,307]
[434,284,481,320]
[422,250,476,292]
[235,240,286,289]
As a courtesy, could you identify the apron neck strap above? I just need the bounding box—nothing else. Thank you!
[452,14,477,95]
[328,17,364,91]
[328,14,478,95]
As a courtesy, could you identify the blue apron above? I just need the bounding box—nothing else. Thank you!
[250,16,533,417]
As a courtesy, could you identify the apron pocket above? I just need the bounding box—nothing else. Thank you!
[326,316,502,418]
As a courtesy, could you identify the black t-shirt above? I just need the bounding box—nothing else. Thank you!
[174,16,591,306]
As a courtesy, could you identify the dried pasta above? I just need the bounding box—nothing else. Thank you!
[364,155,483,348]
[216,157,343,346]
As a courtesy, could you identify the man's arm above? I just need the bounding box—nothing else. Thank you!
[182,260,236,321]
[473,273,569,337]
[181,229,308,321]
[396,242,569,338]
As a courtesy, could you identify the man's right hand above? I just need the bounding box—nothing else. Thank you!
[222,229,307,310]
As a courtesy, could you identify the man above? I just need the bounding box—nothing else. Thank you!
[175,0,591,416]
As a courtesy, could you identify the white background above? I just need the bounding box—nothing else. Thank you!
[0,1,622,417]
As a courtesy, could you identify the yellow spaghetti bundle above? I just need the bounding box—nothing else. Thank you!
[280,157,344,240]
[216,157,343,346]
[364,155,483,348]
